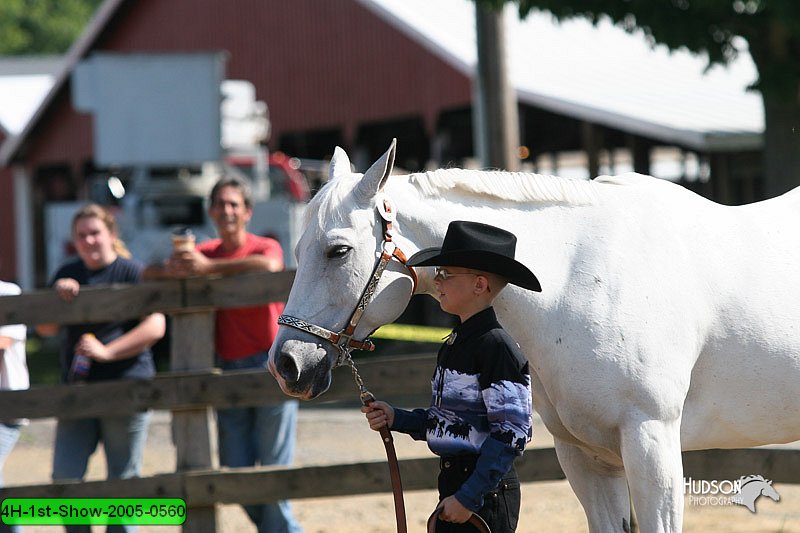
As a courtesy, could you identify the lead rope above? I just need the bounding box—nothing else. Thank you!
[343,352,490,533]
[278,198,484,530]
[342,351,408,533]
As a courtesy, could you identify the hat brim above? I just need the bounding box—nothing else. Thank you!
[408,247,542,292]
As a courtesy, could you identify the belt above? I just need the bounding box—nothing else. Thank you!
[440,454,479,472]
[440,456,518,495]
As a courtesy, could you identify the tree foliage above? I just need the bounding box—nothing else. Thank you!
[480,0,800,102]
[0,0,102,55]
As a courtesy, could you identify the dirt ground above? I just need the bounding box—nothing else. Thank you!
[5,406,800,532]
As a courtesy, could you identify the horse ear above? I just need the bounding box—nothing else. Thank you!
[329,146,353,181]
[355,139,396,203]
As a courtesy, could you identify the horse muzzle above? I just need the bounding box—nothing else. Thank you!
[269,339,333,400]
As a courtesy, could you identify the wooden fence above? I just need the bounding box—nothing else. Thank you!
[0,272,798,532]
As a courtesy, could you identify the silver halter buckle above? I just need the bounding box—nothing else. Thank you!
[277,203,417,367]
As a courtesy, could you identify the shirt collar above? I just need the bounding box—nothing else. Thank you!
[449,307,499,345]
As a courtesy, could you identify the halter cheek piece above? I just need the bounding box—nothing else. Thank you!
[278,198,418,367]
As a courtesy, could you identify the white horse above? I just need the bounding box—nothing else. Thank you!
[268,140,800,532]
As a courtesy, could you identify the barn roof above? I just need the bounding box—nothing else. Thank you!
[1,0,763,166]
[0,56,62,136]
[361,0,763,151]
[0,0,124,166]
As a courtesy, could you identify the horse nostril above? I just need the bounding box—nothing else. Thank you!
[276,353,299,383]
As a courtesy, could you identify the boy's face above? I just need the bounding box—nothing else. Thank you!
[434,266,481,316]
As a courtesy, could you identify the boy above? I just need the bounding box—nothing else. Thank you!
[363,220,540,532]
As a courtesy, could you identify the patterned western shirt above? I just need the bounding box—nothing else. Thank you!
[392,306,533,510]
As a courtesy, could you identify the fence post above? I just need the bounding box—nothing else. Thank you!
[171,310,219,533]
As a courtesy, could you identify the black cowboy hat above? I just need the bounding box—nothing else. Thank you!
[407,221,541,292]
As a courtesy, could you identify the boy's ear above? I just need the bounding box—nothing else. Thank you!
[474,273,490,294]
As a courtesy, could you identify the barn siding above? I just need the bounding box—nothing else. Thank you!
[24,0,470,167]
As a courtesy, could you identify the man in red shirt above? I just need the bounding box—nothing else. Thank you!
[147,176,301,533]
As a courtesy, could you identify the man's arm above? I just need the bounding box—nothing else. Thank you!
[198,253,282,275]
[144,249,282,279]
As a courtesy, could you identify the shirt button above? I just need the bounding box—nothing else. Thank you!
[443,461,451,468]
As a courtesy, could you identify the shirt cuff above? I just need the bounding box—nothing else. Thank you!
[454,435,519,511]
[391,408,428,441]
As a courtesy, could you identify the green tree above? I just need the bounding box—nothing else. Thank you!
[0,0,102,55]
[480,0,800,198]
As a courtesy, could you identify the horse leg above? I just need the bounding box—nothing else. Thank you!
[620,418,684,533]
[554,438,632,533]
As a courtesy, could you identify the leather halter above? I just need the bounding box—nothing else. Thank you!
[278,197,418,366]
[278,197,419,533]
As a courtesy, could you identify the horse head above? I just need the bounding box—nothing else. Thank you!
[734,475,781,513]
[750,476,781,503]
[268,140,417,399]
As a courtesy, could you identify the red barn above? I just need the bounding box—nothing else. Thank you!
[0,0,763,286]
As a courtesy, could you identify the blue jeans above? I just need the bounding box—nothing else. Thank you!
[0,422,22,533]
[52,412,150,533]
[217,351,302,533]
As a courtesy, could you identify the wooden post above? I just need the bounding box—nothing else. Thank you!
[711,153,732,205]
[626,134,651,175]
[171,309,219,533]
[581,122,600,178]
[474,3,520,171]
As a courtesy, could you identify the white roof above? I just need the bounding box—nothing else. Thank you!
[0,2,763,153]
[359,0,763,151]
[0,56,61,136]
[0,74,54,135]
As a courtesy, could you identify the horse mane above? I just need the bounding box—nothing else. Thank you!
[409,168,600,205]
[304,165,601,229]
[304,173,362,228]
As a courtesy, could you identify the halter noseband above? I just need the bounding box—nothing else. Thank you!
[278,197,418,366]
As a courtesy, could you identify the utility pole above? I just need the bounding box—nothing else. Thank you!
[474,3,520,171]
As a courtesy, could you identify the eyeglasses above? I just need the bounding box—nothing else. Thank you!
[434,268,478,281]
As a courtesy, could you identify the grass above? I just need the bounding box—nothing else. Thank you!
[25,334,61,386]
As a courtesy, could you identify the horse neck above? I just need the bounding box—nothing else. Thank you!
[384,178,446,246]
[741,480,766,493]
[384,175,576,296]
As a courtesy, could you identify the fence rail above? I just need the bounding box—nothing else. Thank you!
[0,356,433,420]
[0,271,296,326]
[1,272,798,532]
[2,437,798,504]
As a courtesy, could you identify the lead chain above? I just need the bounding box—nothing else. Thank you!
[341,350,376,405]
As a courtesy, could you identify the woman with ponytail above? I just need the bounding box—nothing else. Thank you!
[36,204,165,533]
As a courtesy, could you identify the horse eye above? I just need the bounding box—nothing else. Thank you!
[326,245,351,259]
